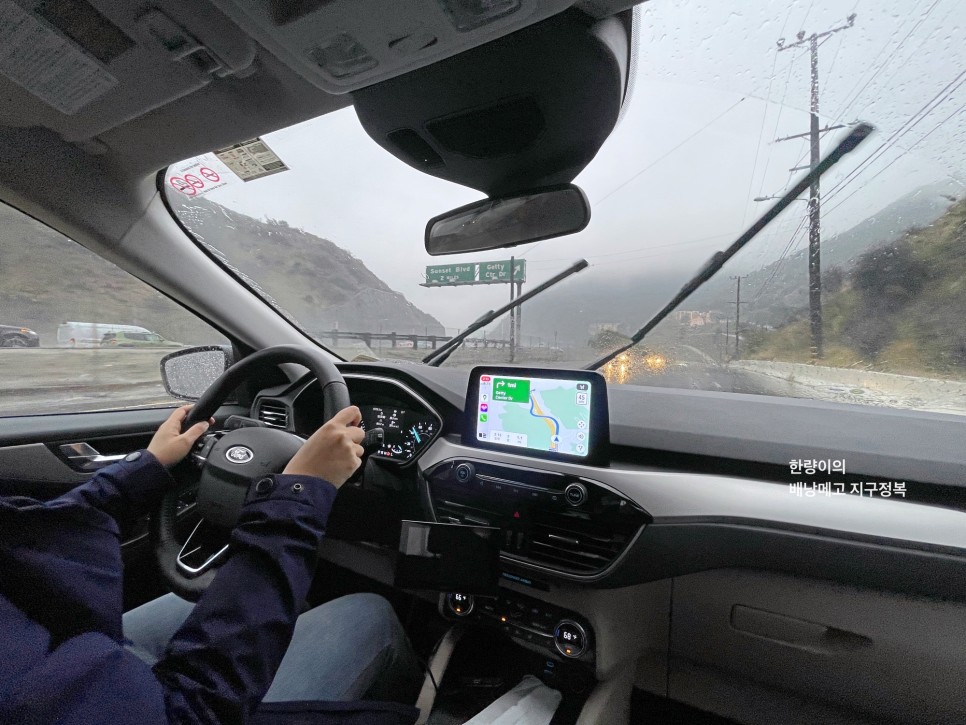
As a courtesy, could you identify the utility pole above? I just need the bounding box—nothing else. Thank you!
[509,255,516,363]
[776,14,855,360]
[729,275,748,358]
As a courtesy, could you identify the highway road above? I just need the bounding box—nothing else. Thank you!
[3,344,963,418]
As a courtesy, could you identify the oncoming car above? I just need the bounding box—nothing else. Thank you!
[1,1,965,724]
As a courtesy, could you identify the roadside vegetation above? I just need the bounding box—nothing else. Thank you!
[745,197,966,379]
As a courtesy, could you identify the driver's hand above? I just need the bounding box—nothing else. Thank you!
[148,405,213,468]
[283,406,365,488]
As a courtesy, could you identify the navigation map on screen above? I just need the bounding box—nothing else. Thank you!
[474,374,591,457]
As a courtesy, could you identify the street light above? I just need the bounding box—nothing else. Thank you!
[753,195,808,202]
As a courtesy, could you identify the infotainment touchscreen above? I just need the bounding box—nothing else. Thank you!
[463,366,609,465]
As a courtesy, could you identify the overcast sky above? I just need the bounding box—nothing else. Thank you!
[168,0,966,331]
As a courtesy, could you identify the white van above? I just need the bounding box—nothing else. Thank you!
[57,322,152,348]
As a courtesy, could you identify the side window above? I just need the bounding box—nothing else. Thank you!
[0,202,227,416]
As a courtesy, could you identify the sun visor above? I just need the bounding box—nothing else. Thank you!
[352,10,629,197]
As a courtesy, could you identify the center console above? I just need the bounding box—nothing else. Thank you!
[416,367,649,679]
[423,456,649,663]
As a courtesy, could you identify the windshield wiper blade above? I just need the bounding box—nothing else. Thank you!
[424,310,494,367]
[585,122,874,371]
[424,258,589,366]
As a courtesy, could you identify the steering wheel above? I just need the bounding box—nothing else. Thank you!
[150,345,349,601]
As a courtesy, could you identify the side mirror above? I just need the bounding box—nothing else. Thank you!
[425,184,590,256]
[160,345,234,401]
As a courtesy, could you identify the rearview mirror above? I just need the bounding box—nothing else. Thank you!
[160,345,234,401]
[425,184,590,256]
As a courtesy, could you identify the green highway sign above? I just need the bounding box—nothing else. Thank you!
[425,263,476,285]
[479,259,526,283]
[492,377,530,403]
[423,259,526,286]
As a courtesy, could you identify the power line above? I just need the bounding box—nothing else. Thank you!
[751,214,809,302]
[754,83,965,304]
[523,231,740,267]
[741,3,797,227]
[520,96,742,260]
[755,48,806,201]
[822,68,966,209]
[832,0,941,119]
[755,88,965,305]
[593,97,747,207]
[823,96,966,218]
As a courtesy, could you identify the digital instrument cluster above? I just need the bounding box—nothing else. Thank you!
[358,405,439,462]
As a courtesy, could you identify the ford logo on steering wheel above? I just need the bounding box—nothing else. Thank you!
[225,446,254,464]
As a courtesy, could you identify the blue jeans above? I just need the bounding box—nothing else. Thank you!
[123,592,423,704]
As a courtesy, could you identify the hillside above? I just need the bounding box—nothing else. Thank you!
[746,196,966,377]
[172,197,444,335]
[689,181,957,326]
[0,203,220,344]
[0,199,442,345]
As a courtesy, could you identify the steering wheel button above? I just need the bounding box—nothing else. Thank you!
[255,477,275,495]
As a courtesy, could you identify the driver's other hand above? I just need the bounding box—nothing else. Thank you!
[283,406,365,488]
[147,405,213,468]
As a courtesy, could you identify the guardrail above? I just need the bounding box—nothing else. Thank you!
[312,330,511,349]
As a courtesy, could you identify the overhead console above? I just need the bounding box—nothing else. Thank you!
[211,0,577,93]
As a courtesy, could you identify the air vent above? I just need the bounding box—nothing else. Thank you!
[524,519,629,574]
[434,500,497,526]
[257,399,289,428]
[434,500,633,575]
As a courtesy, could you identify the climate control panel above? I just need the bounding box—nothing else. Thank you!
[441,589,594,661]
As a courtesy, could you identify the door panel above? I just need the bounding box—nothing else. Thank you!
[0,405,246,610]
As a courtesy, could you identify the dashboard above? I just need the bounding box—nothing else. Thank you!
[247,362,966,606]
[238,361,966,706]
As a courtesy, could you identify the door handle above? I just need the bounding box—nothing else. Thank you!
[59,442,127,472]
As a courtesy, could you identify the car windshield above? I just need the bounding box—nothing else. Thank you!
[166,0,966,415]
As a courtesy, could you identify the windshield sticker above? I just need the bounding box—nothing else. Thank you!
[213,138,289,182]
[0,1,118,115]
[166,154,235,198]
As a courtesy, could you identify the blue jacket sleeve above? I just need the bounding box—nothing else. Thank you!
[0,451,174,642]
[153,473,338,723]
[56,450,176,522]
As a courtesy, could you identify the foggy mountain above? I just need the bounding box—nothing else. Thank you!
[517,182,958,345]
[517,270,684,347]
